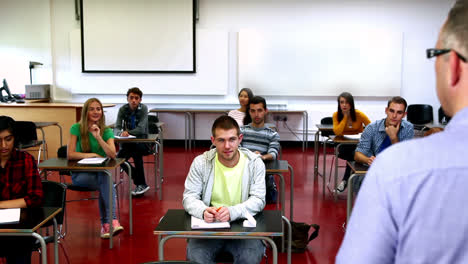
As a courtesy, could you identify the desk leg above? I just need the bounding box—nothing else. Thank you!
[184,112,189,150]
[159,235,280,264]
[32,232,47,264]
[288,164,294,222]
[334,143,342,201]
[53,217,58,264]
[323,139,327,196]
[314,130,320,180]
[55,124,63,147]
[304,111,308,150]
[270,173,286,217]
[347,173,361,224]
[282,216,292,264]
[155,140,163,200]
[105,170,114,249]
[122,162,133,235]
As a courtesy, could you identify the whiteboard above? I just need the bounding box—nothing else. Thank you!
[70,29,228,95]
[81,0,195,73]
[238,29,403,97]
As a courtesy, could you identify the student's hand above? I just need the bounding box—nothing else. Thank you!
[214,207,230,222]
[121,131,130,137]
[343,109,350,117]
[203,207,218,223]
[367,156,376,166]
[385,122,400,141]
[89,124,101,139]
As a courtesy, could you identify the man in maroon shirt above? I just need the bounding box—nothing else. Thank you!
[0,116,43,264]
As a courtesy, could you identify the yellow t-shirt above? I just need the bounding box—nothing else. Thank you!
[210,152,245,208]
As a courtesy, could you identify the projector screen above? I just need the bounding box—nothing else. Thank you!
[80,0,195,73]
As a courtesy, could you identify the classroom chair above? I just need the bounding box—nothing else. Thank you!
[15,121,47,164]
[407,104,433,131]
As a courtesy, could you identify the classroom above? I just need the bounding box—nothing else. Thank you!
[0,0,458,263]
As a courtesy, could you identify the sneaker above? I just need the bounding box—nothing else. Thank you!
[336,180,347,193]
[111,220,124,236]
[100,223,110,239]
[132,184,150,196]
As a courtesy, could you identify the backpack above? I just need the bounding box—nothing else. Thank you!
[275,221,320,253]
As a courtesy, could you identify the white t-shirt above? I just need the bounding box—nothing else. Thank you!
[228,110,246,127]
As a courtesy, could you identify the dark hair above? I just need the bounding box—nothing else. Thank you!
[387,96,408,111]
[211,115,240,137]
[0,115,16,146]
[127,87,143,98]
[240,88,254,125]
[249,96,267,110]
[337,92,356,122]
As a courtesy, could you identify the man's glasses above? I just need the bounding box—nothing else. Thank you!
[426,48,467,62]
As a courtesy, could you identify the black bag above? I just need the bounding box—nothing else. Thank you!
[148,115,160,134]
[276,221,320,253]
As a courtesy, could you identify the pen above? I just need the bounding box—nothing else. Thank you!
[216,207,222,212]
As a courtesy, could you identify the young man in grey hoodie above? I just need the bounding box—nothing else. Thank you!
[183,115,266,264]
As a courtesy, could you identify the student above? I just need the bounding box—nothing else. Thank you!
[183,115,266,264]
[354,96,414,166]
[333,92,371,192]
[228,88,254,127]
[67,98,123,239]
[114,87,150,196]
[240,96,280,203]
[0,116,43,264]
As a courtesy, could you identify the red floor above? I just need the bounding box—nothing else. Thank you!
[33,145,349,264]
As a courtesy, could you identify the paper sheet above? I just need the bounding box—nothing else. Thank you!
[115,135,136,139]
[77,157,108,165]
[243,211,257,227]
[0,208,20,224]
[191,216,230,229]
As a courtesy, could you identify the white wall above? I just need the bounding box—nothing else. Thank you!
[2,0,455,140]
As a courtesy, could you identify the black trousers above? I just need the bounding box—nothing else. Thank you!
[0,237,34,264]
[118,143,150,186]
[337,144,357,182]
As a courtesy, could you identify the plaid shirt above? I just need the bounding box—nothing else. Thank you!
[0,149,43,207]
[355,118,414,157]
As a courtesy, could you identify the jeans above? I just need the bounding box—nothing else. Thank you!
[338,144,357,182]
[187,238,264,264]
[71,171,117,224]
[118,143,149,186]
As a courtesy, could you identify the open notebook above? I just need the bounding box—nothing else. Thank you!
[0,208,20,224]
[77,157,109,165]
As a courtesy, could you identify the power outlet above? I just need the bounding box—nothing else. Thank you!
[273,115,288,122]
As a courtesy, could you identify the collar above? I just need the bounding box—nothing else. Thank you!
[445,106,468,131]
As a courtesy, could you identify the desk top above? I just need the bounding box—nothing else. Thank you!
[114,134,159,143]
[0,102,115,108]
[347,161,369,174]
[0,207,62,233]
[316,124,334,131]
[39,158,125,170]
[265,160,289,173]
[154,209,283,237]
[331,136,360,144]
[33,121,59,128]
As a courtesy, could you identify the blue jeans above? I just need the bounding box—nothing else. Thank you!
[71,171,117,224]
[187,238,264,264]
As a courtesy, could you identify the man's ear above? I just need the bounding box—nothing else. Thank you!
[403,111,407,119]
[449,50,462,87]
[238,133,243,144]
[210,136,215,145]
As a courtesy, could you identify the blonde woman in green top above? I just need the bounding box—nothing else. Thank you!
[67,98,123,239]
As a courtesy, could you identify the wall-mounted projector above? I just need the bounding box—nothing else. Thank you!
[25,84,50,99]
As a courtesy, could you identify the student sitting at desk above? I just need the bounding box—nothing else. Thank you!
[67,98,123,239]
[333,92,371,193]
[183,115,266,264]
[0,116,43,264]
[113,87,150,196]
[240,96,280,203]
[228,87,254,127]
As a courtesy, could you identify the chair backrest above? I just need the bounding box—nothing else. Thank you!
[148,114,160,134]
[15,121,38,144]
[57,145,67,158]
[438,106,451,124]
[41,180,67,226]
[407,104,433,125]
[320,117,335,137]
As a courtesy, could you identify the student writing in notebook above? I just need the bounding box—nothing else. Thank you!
[113,87,150,196]
[67,98,123,239]
[0,116,43,264]
[183,115,266,264]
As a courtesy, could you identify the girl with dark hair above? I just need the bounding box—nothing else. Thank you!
[333,92,371,192]
[67,98,123,239]
[228,88,254,126]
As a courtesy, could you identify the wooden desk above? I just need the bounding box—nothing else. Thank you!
[38,158,131,249]
[265,160,294,222]
[0,102,115,158]
[150,108,308,151]
[115,134,164,200]
[154,209,292,264]
[346,161,369,223]
[0,207,62,264]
